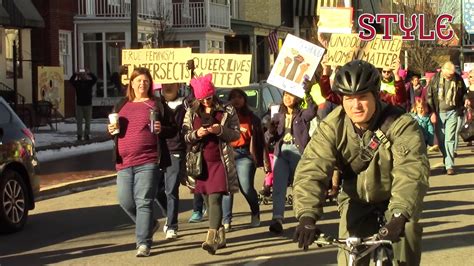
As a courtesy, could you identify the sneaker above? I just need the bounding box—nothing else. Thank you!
[446,168,456,175]
[269,219,283,234]
[136,245,150,257]
[152,220,160,234]
[224,223,232,232]
[188,211,203,223]
[163,219,168,233]
[250,214,260,227]
[165,229,178,239]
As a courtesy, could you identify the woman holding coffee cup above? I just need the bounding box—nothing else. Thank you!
[107,67,176,257]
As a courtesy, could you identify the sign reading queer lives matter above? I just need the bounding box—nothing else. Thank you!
[267,34,325,98]
[190,53,252,87]
[327,34,402,69]
[121,48,192,84]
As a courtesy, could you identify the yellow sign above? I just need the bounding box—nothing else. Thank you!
[318,7,353,34]
[121,48,192,84]
[326,34,402,69]
[38,66,64,115]
[190,53,252,88]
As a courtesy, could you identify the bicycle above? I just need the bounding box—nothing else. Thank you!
[314,233,393,266]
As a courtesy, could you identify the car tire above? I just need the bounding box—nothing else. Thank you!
[0,169,29,233]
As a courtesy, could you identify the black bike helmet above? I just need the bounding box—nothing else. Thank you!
[332,60,381,95]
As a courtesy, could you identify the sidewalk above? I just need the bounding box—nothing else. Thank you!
[34,118,115,200]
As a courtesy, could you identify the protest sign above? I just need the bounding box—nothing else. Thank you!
[267,34,325,98]
[326,34,402,69]
[189,53,252,87]
[318,7,353,34]
[38,66,64,115]
[121,48,192,84]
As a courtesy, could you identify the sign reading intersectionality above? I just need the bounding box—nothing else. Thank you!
[121,48,192,84]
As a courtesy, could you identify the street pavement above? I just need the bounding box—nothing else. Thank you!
[0,145,472,265]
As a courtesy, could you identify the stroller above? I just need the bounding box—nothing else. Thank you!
[257,152,294,206]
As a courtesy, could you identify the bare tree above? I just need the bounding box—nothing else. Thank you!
[143,0,175,48]
[388,0,460,74]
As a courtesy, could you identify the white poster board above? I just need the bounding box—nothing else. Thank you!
[267,34,325,98]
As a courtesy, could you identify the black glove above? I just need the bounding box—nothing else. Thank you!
[293,217,321,251]
[302,77,315,93]
[378,214,407,242]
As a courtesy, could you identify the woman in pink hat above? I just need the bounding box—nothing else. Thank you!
[182,73,240,255]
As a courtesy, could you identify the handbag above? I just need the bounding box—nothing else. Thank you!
[460,109,474,142]
[186,143,205,180]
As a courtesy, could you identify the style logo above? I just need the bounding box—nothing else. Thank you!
[358,13,454,41]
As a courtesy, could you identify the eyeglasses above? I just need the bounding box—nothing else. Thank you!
[200,96,213,102]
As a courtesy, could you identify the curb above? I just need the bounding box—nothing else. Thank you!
[36,174,117,201]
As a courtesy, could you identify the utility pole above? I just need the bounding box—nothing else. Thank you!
[131,0,138,48]
[13,40,18,112]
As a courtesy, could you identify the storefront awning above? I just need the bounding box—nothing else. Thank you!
[2,0,44,28]
[13,0,44,28]
[295,0,317,17]
[0,5,10,25]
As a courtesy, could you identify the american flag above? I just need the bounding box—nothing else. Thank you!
[268,30,279,54]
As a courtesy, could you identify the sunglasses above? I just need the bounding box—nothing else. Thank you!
[200,96,213,102]
[382,70,392,74]
[469,76,474,79]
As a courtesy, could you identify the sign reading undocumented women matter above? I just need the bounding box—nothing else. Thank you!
[326,34,402,69]
[190,53,252,87]
[121,48,192,84]
[267,34,325,98]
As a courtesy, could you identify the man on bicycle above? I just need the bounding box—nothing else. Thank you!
[292,60,429,265]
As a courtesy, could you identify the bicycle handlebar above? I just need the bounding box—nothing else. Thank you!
[314,234,392,248]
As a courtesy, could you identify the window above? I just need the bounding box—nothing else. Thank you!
[59,31,72,78]
[182,40,200,53]
[5,29,22,79]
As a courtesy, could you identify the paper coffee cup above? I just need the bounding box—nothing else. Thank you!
[108,113,120,135]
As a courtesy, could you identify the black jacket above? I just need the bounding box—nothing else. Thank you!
[111,96,177,170]
[69,73,97,106]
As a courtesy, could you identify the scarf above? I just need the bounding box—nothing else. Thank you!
[438,77,456,107]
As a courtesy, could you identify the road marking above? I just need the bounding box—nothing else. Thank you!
[243,256,272,266]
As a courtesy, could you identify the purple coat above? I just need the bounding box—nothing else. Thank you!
[265,99,317,157]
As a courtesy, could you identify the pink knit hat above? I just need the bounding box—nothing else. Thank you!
[191,73,215,100]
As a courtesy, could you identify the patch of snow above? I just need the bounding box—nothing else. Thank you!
[37,140,113,163]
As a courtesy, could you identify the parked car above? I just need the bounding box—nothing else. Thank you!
[0,96,39,233]
[216,81,283,120]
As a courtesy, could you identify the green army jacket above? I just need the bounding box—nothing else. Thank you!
[293,103,430,222]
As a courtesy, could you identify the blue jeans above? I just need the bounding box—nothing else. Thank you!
[117,163,159,248]
[272,143,301,220]
[222,148,259,224]
[436,110,458,170]
[156,152,184,230]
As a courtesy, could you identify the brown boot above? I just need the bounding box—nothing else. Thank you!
[217,226,226,248]
[202,229,218,255]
